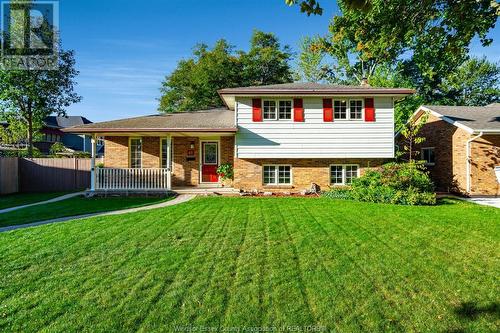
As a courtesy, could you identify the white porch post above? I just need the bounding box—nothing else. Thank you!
[90,134,96,191]
[166,135,172,190]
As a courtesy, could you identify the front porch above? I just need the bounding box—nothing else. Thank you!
[88,133,235,192]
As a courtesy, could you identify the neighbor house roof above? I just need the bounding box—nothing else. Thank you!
[218,82,415,109]
[44,116,92,129]
[62,108,237,134]
[416,105,500,134]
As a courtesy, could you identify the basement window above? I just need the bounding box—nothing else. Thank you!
[330,165,359,185]
[263,165,292,185]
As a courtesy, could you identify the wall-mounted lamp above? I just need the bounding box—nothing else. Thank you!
[190,141,195,149]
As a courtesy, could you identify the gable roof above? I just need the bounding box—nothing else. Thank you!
[63,108,237,134]
[218,82,415,109]
[417,105,500,134]
[44,116,92,129]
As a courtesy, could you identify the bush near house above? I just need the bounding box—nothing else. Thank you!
[323,162,436,205]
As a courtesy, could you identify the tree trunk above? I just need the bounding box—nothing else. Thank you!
[27,112,33,157]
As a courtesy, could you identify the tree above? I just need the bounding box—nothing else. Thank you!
[438,57,500,106]
[159,40,242,112]
[398,112,429,163]
[240,30,293,86]
[294,36,327,82]
[0,50,81,156]
[158,30,293,112]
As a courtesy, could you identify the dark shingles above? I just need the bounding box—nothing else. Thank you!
[423,105,500,131]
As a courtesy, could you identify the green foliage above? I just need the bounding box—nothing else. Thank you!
[438,57,500,106]
[49,142,67,155]
[0,49,82,156]
[158,30,292,112]
[0,147,42,157]
[216,162,233,180]
[294,36,327,82]
[398,112,429,162]
[323,162,436,205]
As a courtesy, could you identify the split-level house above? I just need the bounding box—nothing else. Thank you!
[64,83,414,192]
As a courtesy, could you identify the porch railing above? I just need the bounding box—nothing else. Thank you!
[95,168,170,190]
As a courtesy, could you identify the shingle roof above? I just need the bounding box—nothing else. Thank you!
[422,105,500,132]
[44,116,92,128]
[63,108,236,133]
[218,82,415,94]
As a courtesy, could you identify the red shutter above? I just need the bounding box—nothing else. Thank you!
[293,98,304,122]
[365,98,375,122]
[323,98,333,122]
[252,98,262,122]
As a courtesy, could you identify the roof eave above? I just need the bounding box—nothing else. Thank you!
[218,89,415,95]
[62,127,238,134]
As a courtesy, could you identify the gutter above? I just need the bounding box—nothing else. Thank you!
[466,131,483,194]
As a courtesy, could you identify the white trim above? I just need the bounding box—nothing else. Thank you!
[421,147,436,166]
[411,106,475,134]
[329,164,360,186]
[90,134,96,191]
[262,98,294,121]
[160,136,174,173]
[199,138,221,184]
[262,164,293,185]
[332,98,365,121]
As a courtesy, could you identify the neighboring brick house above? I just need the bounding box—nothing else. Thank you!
[402,104,500,196]
[64,83,414,192]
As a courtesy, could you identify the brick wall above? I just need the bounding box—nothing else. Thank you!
[233,158,386,192]
[172,137,200,186]
[104,136,128,168]
[403,113,500,196]
[470,135,500,196]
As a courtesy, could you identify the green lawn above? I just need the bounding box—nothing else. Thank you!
[0,192,71,210]
[0,195,172,227]
[0,197,498,332]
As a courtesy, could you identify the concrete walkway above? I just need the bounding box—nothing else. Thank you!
[0,194,196,233]
[0,192,84,214]
[466,197,500,208]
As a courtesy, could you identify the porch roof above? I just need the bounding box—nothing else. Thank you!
[63,108,237,134]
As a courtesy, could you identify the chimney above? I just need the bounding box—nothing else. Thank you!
[360,77,370,86]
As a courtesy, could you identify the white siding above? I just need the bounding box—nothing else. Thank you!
[235,97,395,158]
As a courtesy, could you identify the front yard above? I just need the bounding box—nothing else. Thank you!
[0,197,498,332]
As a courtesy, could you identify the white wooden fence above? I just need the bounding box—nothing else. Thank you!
[95,168,170,190]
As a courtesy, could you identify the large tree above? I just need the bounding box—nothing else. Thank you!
[158,30,293,113]
[0,50,81,156]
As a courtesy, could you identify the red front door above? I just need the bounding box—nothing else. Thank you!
[201,142,218,183]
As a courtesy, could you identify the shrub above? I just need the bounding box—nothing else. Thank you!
[216,163,233,180]
[49,142,67,155]
[323,162,436,206]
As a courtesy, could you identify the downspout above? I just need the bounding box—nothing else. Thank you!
[466,131,483,195]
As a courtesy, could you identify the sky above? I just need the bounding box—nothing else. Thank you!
[58,0,500,122]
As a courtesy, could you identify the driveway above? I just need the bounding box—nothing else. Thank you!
[466,197,500,208]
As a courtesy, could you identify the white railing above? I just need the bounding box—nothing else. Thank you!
[95,168,170,190]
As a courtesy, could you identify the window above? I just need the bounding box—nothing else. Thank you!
[130,138,142,168]
[350,100,363,120]
[263,100,276,120]
[161,138,173,170]
[278,100,292,120]
[334,100,347,119]
[421,147,435,166]
[263,100,293,120]
[333,99,364,120]
[330,165,359,185]
[263,165,292,185]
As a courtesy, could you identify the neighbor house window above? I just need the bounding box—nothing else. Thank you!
[263,100,277,120]
[334,100,347,119]
[421,147,435,166]
[130,138,142,168]
[161,138,173,170]
[263,165,292,185]
[349,100,363,120]
[263,100,292,120]
[330,165,359,185]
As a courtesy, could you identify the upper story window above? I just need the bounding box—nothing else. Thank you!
[263,100,292,120]
[334,99,364,120]
[130,138,142,169]
[421,147,435,166]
